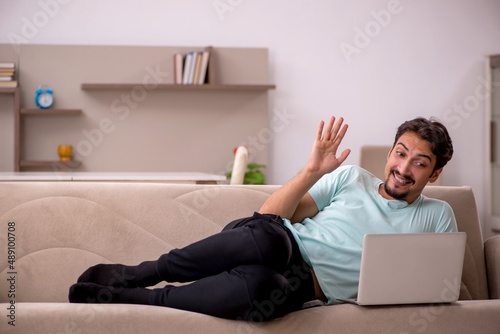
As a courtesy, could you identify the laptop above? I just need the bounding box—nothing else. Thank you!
[336,232,466,306]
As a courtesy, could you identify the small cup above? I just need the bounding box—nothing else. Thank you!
[58,145,73,162]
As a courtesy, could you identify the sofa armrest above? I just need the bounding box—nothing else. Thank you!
[485,235,500,299]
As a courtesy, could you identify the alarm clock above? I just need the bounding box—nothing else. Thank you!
[35,87,54,108]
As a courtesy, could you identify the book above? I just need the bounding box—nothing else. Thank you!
[182,52,193,84]
[0,69,15,76]
[0,76,13,81]
[0,62,15,69]
[187,52,198,84]
[174,53,183,84]
[197,48,211,85]
[192,52,203,85]
[0,81,17,87]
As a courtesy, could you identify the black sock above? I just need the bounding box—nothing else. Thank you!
[77,261,161,288]
[69,283,152,305]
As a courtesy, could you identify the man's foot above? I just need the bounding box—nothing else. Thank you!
[68,282,152,305]
[77,261,161,288]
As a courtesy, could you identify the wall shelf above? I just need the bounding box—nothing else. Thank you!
[20,108,82,115]
[20,160,82,168]
[0,87,18,94]
[81,83,275,91]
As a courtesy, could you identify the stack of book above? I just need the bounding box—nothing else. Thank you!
[0,62,17,88]
[174,47,212,85]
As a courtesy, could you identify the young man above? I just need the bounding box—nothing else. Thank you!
[69,116,456,321]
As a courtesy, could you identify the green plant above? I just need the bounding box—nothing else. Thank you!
[226,163,266,185]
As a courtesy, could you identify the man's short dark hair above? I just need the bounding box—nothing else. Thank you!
[392,117,453,171]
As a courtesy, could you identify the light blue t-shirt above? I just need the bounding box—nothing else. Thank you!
[283,165,458,304]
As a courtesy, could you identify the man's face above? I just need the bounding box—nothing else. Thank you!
[380,131,442,204]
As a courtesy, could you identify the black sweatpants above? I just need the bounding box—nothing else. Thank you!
[149,212,316,321]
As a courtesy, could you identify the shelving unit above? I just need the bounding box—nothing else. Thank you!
[1,44,275,174]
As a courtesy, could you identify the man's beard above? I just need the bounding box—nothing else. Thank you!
[383,170,414,200]
[383,182,408,200]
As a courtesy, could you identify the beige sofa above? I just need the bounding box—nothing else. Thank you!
[1,181,499,334]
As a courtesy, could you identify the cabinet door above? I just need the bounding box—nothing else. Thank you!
[488,57,500,232]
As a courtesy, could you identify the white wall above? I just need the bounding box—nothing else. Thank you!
[1,0,499,235]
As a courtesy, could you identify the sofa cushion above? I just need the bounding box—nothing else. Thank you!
[2,301,500,334]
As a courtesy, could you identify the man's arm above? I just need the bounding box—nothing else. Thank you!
[259,116,350,222]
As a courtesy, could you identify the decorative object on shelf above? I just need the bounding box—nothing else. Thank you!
[229,146,248,185]
[226,146,266,185]
[35,86,54,108]
[58,145,73,161]
[240,163,266,184]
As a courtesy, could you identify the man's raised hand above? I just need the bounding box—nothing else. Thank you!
[306,116,351,176]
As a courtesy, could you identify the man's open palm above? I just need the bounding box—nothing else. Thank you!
[307,116,351,175]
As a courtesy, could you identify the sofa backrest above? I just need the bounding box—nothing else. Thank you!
[422,186,489,300]
[0,182,277,303]
[0,182,488,303]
